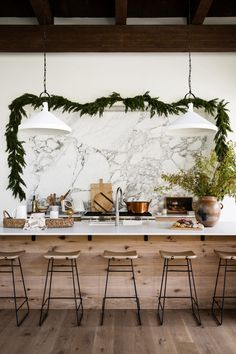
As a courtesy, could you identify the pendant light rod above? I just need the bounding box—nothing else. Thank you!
[43,28,47,95]
[185,0,194,99]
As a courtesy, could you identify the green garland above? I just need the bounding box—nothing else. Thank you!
[5,92,232,201]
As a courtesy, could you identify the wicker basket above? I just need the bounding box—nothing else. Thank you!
[45,217,74,228]
[3,211,25,229]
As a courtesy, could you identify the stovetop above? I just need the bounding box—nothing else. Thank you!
[82,211,154,220]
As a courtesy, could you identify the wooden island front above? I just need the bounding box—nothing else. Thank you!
[0,221,236,310]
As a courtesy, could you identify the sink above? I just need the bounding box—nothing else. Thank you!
[89,220,143,226]
[122,220,143,226]
[89,221,116,226]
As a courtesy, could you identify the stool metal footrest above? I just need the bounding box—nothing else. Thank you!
[101,258,141,326]
[39,258,83,326]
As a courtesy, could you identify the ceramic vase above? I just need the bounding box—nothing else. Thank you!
[194,196,223,227]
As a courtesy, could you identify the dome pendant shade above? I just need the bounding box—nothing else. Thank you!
[167,103,217,136]
[19,102,72,135]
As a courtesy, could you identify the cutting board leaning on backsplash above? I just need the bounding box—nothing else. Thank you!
[90,179,113,212]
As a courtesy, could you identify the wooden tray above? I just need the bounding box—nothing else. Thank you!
[171,226,204,230]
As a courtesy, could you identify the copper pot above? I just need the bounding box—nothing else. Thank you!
[124,200,151,214]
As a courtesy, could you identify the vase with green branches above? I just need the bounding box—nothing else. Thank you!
[159,142,236,226]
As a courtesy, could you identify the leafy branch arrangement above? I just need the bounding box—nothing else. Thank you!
[5,92,232,201]
[161,142,236,201]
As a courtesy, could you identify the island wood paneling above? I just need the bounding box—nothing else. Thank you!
[0,235,236,310]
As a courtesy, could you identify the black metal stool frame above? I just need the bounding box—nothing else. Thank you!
[211,258,236,325]
[101,258,141,326]
[157,257,201,326]
[0,258,29,326]
[39,258,83,326]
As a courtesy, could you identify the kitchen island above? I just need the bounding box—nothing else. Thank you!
[0,220,236,310]
[0,220,235,237]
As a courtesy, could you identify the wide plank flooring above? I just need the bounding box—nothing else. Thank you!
[0,309,236,354]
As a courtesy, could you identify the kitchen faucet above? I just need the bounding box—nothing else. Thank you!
[115,187,123,226]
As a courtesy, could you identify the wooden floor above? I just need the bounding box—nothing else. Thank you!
[1,309,236,354]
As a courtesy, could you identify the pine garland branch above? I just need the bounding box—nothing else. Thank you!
[5,92,232,200]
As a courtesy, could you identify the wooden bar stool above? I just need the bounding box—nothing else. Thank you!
[212,249,236,325]
[39,250,83,326]
[101,250,141,326]
[157,250,201,326]
[0,250,29,326]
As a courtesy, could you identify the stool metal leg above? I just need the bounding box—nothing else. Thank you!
[212,259,228,325]
[131,259,141,325]
[101,258,141,326]
[11,258,29,326]
[157,258,201,326]
[71,259,83,326]
[157,258,168,325]
[39,258,54,326]
[101,259,111,325]
[187,259,201,326]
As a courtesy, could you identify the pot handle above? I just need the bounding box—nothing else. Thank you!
[219,202,224,210]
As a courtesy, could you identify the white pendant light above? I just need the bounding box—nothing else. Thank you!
[167,103,217,136]
[167,0,217,137]
[19,30,71,136]
[19,102,72,135]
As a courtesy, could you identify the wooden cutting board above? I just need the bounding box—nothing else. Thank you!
[90,179,113,212]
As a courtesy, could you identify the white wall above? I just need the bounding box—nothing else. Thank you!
[0,53,236,220]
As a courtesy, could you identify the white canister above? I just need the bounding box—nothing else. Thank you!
[13,205,27,219]
[51,205,60,212]
[50,210,59,219]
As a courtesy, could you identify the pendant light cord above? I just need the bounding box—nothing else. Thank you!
[185,0,195,99]
[43,29,47,94]
[40,27,50,98]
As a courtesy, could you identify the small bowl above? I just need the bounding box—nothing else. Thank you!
[37,206,48,213]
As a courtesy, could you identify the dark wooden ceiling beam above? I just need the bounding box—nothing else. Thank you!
[115,0,127,25]
[192,0,214,25]
[0,25,236,52]
[29,0,54,25]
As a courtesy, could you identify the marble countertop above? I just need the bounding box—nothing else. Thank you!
[0,221,235,236]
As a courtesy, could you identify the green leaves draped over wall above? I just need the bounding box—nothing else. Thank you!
[5,92,232,201]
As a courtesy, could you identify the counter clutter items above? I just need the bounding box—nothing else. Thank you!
[171,218,204,230]
[3,211,74,230]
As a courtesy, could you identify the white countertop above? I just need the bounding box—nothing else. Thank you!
[0,221,235,236]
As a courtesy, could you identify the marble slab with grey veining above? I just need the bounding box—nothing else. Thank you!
[20,108,213,212]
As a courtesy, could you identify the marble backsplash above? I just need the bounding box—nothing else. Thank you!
[21,108,212,213]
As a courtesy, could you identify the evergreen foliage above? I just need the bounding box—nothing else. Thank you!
[5,92,232,200]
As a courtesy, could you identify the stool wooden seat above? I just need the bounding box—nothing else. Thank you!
[212,249,236,325]
[44,250,80,260]
[157,249,201,326]
[39,249,83,326]
[0,250,29,326]
[103,250,138,260]
[0,250,26,260]
[160,250,197,260]
[214,249,236,260]
[101,249,141,326]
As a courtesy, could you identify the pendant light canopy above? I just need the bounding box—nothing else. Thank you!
[19,29,71,136]
[167,0,217,136]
